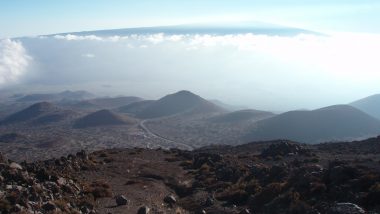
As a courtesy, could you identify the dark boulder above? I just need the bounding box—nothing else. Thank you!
[327,203,366,214]
[164,194,177,205]
[115,195,129,206]
[137,206,150,214]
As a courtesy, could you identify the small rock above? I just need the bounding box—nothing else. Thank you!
[57,177,66,186]
[80,206,90,214]
[0,163,7,170]
[328,203,366,214]
[0,153,8,164]
[239,209,251,214]
[36,168,50,181]
[15,185,23,191]
[164,194,177,205]
[137,206,150,214]
[13,204,22,212]
[115,195,129,206]
[9,162,23,170]
[205,196,214,206]
[42,201,57,211]
[76,150,88,159]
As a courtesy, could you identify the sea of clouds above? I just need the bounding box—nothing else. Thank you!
[1,32,380,110]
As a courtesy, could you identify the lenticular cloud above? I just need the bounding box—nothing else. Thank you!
[0,39,31,86]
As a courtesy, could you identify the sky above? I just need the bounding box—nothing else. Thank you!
[1,1,380,111]
[1,0,380,38]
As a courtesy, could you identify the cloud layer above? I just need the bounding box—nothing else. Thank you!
[47,32,380,80]
[0,39,31,86]
[17,32,380,110]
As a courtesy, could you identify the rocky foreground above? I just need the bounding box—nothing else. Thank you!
[1,137,380,214]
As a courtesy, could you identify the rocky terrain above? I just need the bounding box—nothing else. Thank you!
[3,90,380,162]
[1,137,379,213]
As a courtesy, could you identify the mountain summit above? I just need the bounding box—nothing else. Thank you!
[245,105,380,143]
[136,90,224,119]
[351,94,380,120]
[52,22,320,37]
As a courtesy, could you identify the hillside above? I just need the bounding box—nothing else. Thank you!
[209,109,275,123]
[0,137,379,213]
[73,109,134,128]
[209,99,247,111]
[351,94,380,119]
[0,102,75,125]
[244,105,380,143]
[136,90,224,119]
[85,96,143,109]
[117,100,155,115]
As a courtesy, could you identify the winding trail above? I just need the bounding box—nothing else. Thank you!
[139,120,194,150]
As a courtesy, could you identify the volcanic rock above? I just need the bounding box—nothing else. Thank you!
[137,206,150,214]
[327,203,366,214]
[115,195,129,206]
[164,194,177,205]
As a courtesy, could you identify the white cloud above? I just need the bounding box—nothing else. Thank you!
[53,34,104,41]
[47,32,380,80]
[33,32,380,109]
[0,39,31,86]
[82,53,96,58]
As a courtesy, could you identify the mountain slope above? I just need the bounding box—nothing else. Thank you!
[60,96,144,111]
[351,94,380,120]
[209,109,275,123]
[1,102,77,125]
[53,22,320,37]
[73,109,133,128]
[84,96,143,109]
[209,100,247,111]
[136,90,224,119]
[244,105,380,143]
[117,100,155,115]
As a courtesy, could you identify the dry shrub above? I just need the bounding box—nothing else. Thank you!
[104,157,114,163]
[83,180,112,199]
[165,157,180,162]
[245,179,262,195]
[310,182,327,195]
[249,182,286,209]
[179,160,193,168]
[215,179,251,204]
[0,200,11,213]
[370,182,380,192]
[98,153,108,158]
[54,199,69,212]
[199,163,211,173]
[289,200,312,214]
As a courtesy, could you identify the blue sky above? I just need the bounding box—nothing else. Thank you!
[1,0,380,38]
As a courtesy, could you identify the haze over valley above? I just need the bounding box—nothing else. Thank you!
[1,89,380,161]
